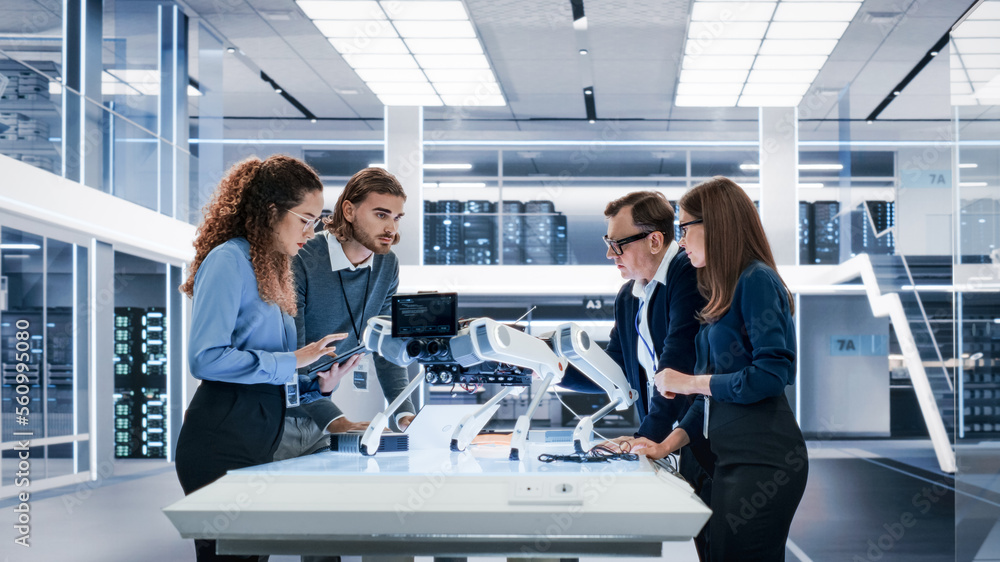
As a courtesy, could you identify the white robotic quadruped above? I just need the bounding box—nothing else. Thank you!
[360,316,640,459]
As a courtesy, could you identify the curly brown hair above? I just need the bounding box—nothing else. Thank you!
[180,155,323,316]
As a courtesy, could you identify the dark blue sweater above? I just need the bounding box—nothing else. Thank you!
[559,251,705,442]
[678,261,797,438]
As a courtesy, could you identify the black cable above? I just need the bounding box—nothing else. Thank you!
[538,444,639,463]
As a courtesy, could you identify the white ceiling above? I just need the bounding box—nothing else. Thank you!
[178,0,983,136]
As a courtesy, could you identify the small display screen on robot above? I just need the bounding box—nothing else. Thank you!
[391,292,458,338]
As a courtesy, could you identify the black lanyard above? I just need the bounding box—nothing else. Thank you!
[338,267,372,342]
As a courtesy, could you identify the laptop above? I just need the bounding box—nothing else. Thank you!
[404,404,492,450]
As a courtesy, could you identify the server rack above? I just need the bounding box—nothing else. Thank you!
[113,307,168,459]
[462,200,497,265]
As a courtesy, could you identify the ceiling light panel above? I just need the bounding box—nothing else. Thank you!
[772,2,861,22]
[376,94,443,106]
[415,54,490,69]
[314,20,398,37]
[423,68,497,83]
[683,55,756,70]
[675,94,739,107]
[299,0,504,107]
[394,20,476,38]
[690,2,776,22]
[677,83,745,95]
[341,54,419,69]
[329,37,409,54]
[380,1,468,20]
[367,81,437,95]
[741,82,811,96]
[405,38,482,54]
[688,21,769,39]
[355,68,429,82]
[752,55,828,70]
[680,69,750,83]
[758,39,839,55]
[685,39,762,56]
[678,0,856,108]
[765,21,850,39]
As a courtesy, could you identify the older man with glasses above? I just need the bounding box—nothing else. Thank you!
[559,190,715,561]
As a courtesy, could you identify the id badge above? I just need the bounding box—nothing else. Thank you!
[703,396,710,439]
[285,380,300,408]
[353,359,369,391]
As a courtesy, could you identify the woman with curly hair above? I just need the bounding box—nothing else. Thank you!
[175,155,365,562]
[631,177,808,561]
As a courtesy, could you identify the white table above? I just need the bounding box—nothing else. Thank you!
[163,437,710,558]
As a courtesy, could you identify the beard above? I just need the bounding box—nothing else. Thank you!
[353,225,393,255]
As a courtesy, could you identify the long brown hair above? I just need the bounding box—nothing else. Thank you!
[679,176,793,323]
[180,155,323,315]
[325,167,406,243]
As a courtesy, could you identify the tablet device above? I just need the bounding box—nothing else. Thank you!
[306,344,367,377]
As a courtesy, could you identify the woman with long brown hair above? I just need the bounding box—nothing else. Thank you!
[630,177,808,561]
[175,155,364,561]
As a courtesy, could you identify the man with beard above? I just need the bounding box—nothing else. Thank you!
[274,167,415,463]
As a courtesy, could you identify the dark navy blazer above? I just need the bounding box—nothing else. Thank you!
[560,250,706,442]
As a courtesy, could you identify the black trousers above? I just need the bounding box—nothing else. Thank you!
[679,444,715,562]
[175,380,286,561]
[706,395,808,562]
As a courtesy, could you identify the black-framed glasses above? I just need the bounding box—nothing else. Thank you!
[679,218,703,239]
[603,231,653,256]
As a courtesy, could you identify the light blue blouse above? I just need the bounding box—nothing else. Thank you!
[188,237,324,402]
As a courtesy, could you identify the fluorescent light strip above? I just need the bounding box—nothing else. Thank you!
[301,0,504,107]
[678,1,860,107]
[740,163,844,171]
[372,163,472,170]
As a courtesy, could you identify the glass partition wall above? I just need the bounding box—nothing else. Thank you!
[952,2,1000,559]
[0,223,89,494]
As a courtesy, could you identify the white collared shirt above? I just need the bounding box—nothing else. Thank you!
[632,240,679,381]
[325,231,374,272]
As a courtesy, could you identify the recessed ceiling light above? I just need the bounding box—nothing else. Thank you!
[584,88,593,95]
[930,51,939,56]
[380,1,468,21]
[579,49,588,55]
[226,47,236,53]
[298,1,386,20]
[588,119,596,124]
[376,94,443,106]
[439,94,506,106]
[892,91,900,96]
[310,118,317,123]
[675,94,739,107]
[867,119,874,124]
[394,20,475,38]
[274,87,283,94]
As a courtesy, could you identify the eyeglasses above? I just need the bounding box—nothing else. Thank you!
[679,218,703,239]
[603,231,653,256]
[285,209,321,233]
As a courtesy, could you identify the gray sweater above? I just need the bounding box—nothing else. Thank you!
[288,232,414,428]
